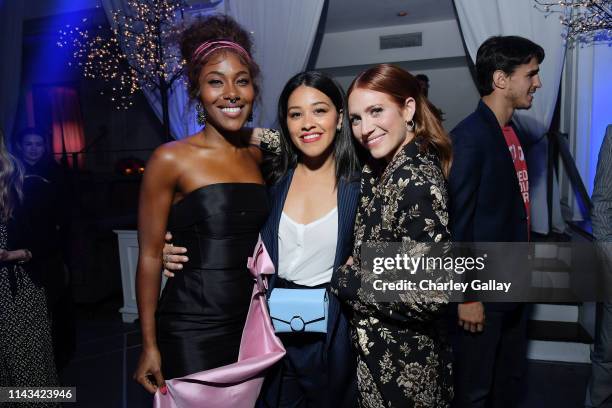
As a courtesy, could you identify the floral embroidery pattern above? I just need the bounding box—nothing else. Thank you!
[331,140,454,407]
[258,128,281,154]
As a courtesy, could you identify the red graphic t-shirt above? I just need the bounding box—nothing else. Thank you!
[502,126,530,237]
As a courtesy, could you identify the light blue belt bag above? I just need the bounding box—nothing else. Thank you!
[267,288,328,333]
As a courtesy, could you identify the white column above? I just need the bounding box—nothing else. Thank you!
[115,230,139,322]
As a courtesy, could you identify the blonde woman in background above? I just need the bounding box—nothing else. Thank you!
[0,130,59,406]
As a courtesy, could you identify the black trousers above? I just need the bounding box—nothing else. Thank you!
[452,305,529,408]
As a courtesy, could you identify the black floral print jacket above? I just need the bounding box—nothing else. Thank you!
[331,139,453,408]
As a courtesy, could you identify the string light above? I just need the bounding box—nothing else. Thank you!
[534,0,612,45]
[58,0,187,110]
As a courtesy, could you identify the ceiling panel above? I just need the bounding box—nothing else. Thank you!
[323,0,456,33]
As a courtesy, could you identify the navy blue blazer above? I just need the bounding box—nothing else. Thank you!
[449,101,530,311]
[259,168,359,408]
[260,168,360,349]
[449,100,530,243]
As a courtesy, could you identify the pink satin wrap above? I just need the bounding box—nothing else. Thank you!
[154,237,285,408]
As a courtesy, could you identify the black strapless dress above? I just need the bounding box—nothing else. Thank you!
[157,183,269,379]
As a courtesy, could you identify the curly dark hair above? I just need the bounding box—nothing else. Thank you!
[180,15,260,100]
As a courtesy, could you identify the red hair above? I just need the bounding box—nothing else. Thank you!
[347,64,452,177]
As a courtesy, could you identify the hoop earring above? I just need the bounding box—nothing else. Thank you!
[406,119,416,132]
[196,103,207,128]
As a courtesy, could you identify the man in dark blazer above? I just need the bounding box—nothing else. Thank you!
[449,36,545,408]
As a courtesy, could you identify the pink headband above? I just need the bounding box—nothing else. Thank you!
[192,40,252,64]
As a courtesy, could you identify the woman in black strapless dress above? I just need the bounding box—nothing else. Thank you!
[133,16,270,395]
[156,183,268,378]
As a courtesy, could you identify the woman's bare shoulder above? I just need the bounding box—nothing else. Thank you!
[148,141,185,165]
[150,132,209,160]
[145,140,204,183]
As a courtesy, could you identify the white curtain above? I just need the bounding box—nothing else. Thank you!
[454,0,567,234]
[101,0,324,138]
[0,0,24,140]
[100,0,209,140]
[138,73,199,141]
[226,0,325,127]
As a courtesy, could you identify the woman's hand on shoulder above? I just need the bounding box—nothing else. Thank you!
[247,127,264,147]
[244,128,280,165]
[250,128,281,153]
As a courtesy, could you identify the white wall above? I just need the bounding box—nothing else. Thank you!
[314,19,480,131]
[416,65,480,131]
[315,19,466,69]
[328,62,479,132]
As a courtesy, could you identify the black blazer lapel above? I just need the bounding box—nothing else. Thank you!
[327,177,360,347]
[333,178,359,268]
[476,102,528,229]
[260,169,294,292]
[477,102,523,203]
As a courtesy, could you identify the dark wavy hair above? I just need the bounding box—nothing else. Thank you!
[348,64,452,178]
[265,71,361,185]
[179,15,260,100]
[475,36,545,97]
